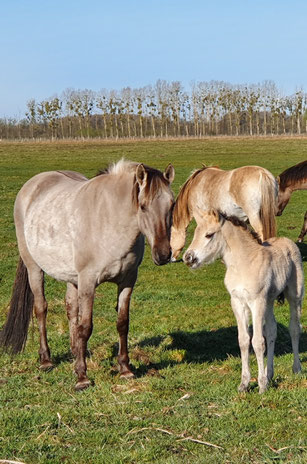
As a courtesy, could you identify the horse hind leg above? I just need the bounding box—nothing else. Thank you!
[65,283,79,357]
[297,210,307,243]
[284,287,303,374]
[248,213,265,241]
[27,264,53,370]
[264,301,277,382]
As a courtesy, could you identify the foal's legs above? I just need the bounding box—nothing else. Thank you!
[297,210,307,243]
[251,302,267,393]
[74,273,95,391]
[231,296,251,392]
[65,283,79,356]
[116,272,137,378]
[284,287,302,374]
[27,264,53,370]
[264,301,277,382]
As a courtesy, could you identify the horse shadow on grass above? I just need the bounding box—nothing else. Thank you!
[297,242,307,261]
[121,322,307,377]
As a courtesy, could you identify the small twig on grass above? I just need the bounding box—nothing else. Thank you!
[177,436,224,450]
[126,426,223,450]
[266,444,307,454]
[35,425,50,440]
[0,460,27,464]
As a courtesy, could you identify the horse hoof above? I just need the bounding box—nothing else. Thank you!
[75,379,91,391]
[39,361,54,371]
[238,383,248,393]
[120,371,135,379]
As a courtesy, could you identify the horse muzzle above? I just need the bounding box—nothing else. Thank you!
[152,247,172,266]
[183,250,199,268]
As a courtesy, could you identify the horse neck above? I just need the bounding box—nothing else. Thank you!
[91,173,140,233]
[221,220,260,268]
[289,178,307,192]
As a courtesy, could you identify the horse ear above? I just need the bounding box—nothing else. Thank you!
[209,209,220,221]
[276,175,280,185]
[163,164,175,184]
[136,164,147,187]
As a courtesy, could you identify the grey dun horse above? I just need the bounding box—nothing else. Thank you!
[183,209,304,393]
[0,160,175,390]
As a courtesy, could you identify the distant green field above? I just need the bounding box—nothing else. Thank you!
[0,138,306,464]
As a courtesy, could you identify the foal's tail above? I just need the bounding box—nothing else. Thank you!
[0,257,34,353]
[260,171,278,240]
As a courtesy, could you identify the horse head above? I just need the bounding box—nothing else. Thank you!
[135,163,175,265]
[183,208,225,269]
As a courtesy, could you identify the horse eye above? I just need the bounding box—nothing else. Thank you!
[140,204,147,212]
[206,233,214,239]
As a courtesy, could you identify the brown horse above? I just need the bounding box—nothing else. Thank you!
[0,160,175,390]
[171,165,278,260]
[277,160,307,242]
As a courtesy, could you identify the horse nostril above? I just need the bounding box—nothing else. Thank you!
[184,251,196,266]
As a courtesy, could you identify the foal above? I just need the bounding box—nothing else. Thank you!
[183,209,304,393]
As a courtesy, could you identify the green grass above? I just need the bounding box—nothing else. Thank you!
[0,137,306,464]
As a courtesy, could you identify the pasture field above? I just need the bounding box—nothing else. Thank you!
[0,137,306,464]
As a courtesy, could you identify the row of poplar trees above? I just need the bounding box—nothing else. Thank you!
[1,80,306,140]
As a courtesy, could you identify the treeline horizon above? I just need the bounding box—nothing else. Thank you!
[1,79,307,140]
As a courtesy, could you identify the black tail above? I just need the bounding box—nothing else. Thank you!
[0,257,34,353]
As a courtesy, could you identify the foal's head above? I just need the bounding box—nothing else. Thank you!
[135,163,175,265]
[183,209,225,269]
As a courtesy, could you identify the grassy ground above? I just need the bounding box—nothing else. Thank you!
[0,137,306,464]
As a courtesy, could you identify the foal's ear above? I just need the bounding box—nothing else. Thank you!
[163,164,175,184]
[136,164,147,187]
[209,209,221,221]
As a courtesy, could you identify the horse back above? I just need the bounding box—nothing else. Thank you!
[15,170,88,216]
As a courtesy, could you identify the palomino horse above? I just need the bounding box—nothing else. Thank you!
[0,160,175,390]
[277,160,307,242]
[171,165,278,260]
[183,209,304,393]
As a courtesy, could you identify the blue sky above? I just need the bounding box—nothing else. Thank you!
[1,0,307,118]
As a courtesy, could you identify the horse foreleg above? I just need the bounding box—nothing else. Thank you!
[116,275,137,378]
[264,302,277,382]
[28,265,53,370]
[251,303,267,393]
[65,282,79,357]
[297,211,307,243]
[231,296,251,392]
[74,275,95,391]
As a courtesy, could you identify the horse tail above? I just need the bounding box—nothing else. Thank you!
[0,257,34,353]
[259,171,278,240]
